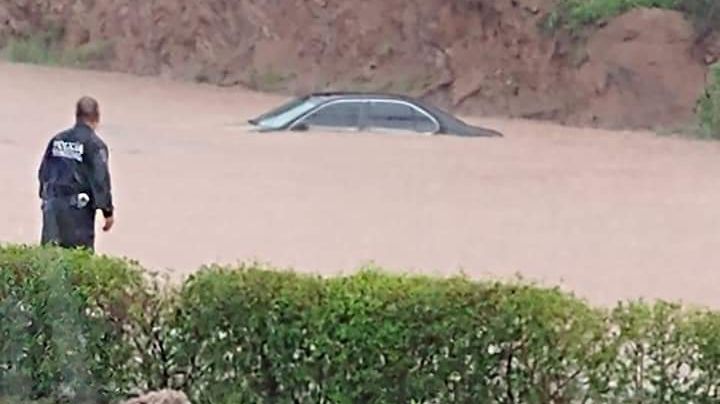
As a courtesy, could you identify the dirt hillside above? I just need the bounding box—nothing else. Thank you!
[1,0,717,129]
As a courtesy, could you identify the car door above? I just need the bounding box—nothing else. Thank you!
[366,100,439,135]
[292,101,363,132]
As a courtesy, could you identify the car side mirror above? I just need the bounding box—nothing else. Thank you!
[291,122,309,132]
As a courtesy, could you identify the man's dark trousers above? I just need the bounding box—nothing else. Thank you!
[41,197,95,250]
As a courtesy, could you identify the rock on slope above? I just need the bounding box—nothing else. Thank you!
[575,8,708,129]
[122,389,190,404]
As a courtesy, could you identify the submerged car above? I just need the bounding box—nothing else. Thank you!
[248,92,503,137]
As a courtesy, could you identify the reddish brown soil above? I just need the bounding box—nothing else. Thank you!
[575,9,709,129]
[0,1,717,129]
[2,62,720,308]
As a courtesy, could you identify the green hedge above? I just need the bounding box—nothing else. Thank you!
[3,245,720,403]
[0,246,152,403]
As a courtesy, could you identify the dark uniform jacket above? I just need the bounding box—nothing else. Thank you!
[38,122,114,218]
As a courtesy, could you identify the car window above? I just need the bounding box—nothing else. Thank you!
[367,101,437,133]
[254,97,323,130]
[299,102,362,128]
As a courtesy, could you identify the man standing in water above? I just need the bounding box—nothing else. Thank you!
[38,96,115,250]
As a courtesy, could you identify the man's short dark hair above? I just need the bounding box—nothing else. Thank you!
[76,96,100,122]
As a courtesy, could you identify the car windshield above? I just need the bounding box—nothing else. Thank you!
[414,99,466,125]
[251,97,323,129]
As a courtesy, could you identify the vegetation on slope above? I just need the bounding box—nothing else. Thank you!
[697,63,720,139]
[548,0,718,32]
[1,28,112,68]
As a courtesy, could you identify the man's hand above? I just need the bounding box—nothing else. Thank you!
[102,216,114,232]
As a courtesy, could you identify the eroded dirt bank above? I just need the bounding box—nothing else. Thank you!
[1,1,718,129]
[2,62,720,307]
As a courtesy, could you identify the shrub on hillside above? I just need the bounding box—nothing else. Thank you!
[549,0,718,33]
[675,0,720,35]
[2,29,113,68]
[557,0,678,29]
[698,63,720,139]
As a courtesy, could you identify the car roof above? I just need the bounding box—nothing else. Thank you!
[303,91,476,130]
[304,91,451,116]
[306,91,421,103]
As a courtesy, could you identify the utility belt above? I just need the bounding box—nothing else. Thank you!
[42,184,91,209]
